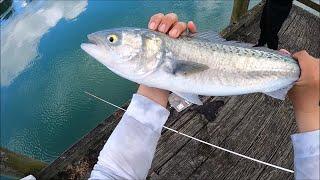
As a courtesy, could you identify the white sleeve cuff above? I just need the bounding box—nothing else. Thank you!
[291,130,320,158]
[126,94,170,134]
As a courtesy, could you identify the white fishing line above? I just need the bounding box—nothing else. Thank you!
[85,91,127,111]
[84,91,294,174]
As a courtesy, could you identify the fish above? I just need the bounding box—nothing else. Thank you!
[81,27,300,105]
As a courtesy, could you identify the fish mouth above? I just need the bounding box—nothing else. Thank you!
[87,33,101,45]
[80,33,106,56]
[81,34,105,60]
[80,43,97,53]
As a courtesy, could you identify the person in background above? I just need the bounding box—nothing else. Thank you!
[254,0,293,50]
[89,13,319,180]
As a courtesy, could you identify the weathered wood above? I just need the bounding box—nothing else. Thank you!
[37,3,319,180]
[148,94,264,179]
[278,5,320,57]
[185,96,288,180]
[0,147,47,178]
[230,0,251,24]
[221,101,295,180]
[148,97,226,173]
[297,0,320,12]
[256,123,296,180]
[223,4,320,57]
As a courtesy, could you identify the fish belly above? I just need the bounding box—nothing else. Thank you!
[143,49,299,96]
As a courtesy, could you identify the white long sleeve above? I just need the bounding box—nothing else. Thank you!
[89,94,170,180]
[292,130,320,180]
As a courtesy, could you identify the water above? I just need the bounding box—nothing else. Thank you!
[1,0,258,163]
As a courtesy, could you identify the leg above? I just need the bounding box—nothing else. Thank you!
[266,0,293,49]
[255,0,269,47]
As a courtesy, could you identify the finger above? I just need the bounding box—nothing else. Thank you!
[169,22,187,38]
[158,13,178,33]
[292,50,309,61]
[148,13,164,30]
[292,50,312,83]
[279,49,291,55]
[187,21,197,33]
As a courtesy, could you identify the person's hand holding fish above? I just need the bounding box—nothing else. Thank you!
[137,13,197,107]
[148,13,197,38]
[288,50,319,133]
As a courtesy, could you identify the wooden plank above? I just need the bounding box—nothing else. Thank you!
[278,6,320,57]
[223,4,320,58]
[230,0,251,24]
[149,97,227,173]
[221,101,295,180]
[256,123,296,180]
[297,0,320,12]
[186,96,287,180]
[148,94,264,179]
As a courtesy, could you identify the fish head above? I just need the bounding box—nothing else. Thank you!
[81,28,163,80]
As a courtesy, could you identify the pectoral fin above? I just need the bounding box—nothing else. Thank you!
[163,59,209,76]
[172,91,203,105]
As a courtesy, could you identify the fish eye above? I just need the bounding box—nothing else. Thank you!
[107,34,118,43]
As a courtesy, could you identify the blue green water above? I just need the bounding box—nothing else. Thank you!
[1,0,258,163]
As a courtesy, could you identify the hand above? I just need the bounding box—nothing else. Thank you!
[137,13,198,107]
[288,50,319,133]
[138,13,197,107]
[148,13,197,38]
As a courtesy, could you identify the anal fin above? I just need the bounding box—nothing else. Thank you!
[263,84,294,100]
[172,91,203,105]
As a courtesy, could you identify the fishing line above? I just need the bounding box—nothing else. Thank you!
[84,91,294,174]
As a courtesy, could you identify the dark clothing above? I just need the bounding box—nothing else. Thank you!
[255,0,293,50]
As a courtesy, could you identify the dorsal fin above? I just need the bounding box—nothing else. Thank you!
[185,30,253,48]
[183,30,289,53]
[193,31,226,42]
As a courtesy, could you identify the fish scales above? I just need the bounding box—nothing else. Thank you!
[162,34,297,88]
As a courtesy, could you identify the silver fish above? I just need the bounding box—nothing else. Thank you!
[81,28,300,105]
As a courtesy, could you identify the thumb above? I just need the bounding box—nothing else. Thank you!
[292,50,309,61]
